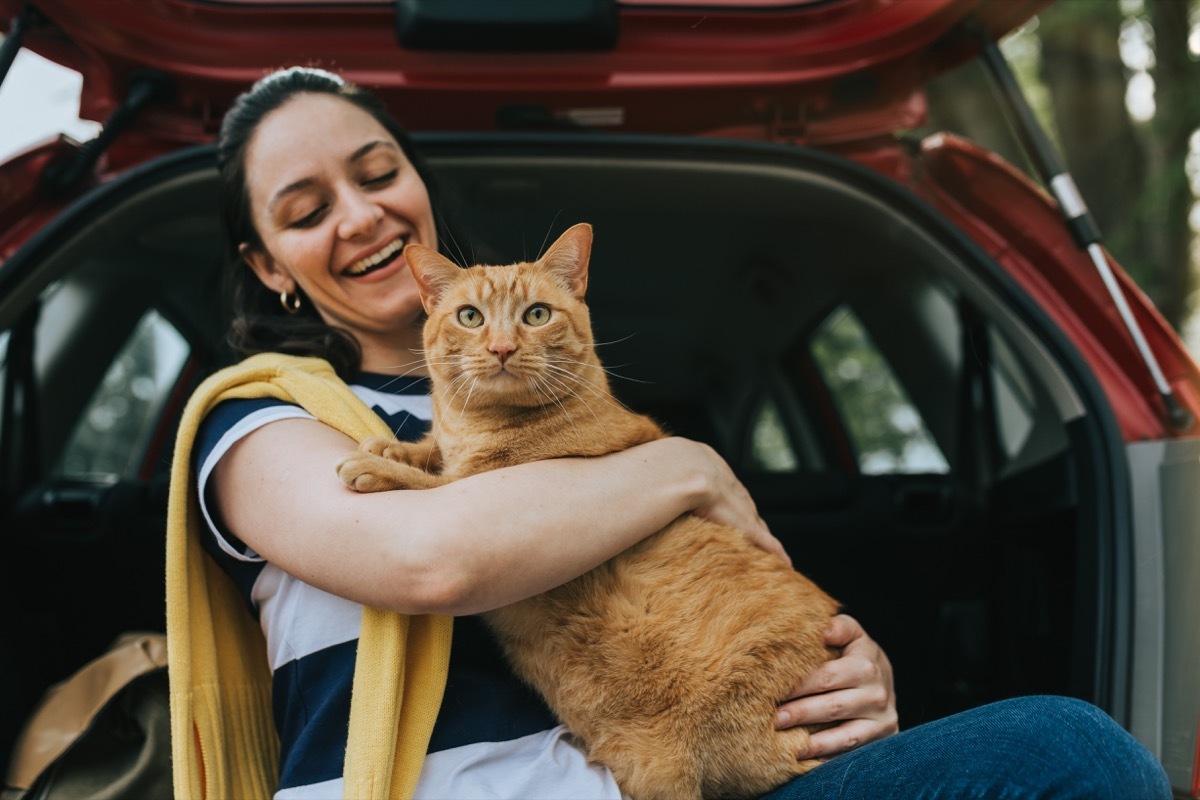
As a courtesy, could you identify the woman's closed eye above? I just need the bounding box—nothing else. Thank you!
[363,168,398,187]
[289,205,327,229]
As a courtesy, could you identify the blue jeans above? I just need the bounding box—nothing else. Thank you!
[762,696,1171,800]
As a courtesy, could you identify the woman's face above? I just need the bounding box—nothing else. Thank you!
[241,92,438,354]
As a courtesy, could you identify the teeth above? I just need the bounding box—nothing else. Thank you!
[346,237,406,275]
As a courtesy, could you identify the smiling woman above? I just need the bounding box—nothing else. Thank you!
[215,68,446,381]
[237,93,437,372]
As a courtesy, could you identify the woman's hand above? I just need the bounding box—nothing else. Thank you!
[670,438,790,564]
[775,614,898,759]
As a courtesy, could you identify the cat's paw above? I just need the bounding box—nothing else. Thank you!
[360,435,429,466]
[360,436,400,458]
[336,451,402,493]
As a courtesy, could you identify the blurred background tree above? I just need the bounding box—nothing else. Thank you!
[926,0,1200,342]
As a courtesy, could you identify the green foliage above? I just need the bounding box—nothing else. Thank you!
[811,308,947,475]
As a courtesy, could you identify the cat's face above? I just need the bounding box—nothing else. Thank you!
[405,224,598,408]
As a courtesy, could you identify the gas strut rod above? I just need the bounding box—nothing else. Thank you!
[42,70,172,196]
[979,38,1193,432]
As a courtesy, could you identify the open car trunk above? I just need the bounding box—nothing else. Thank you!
[0,133,1126,765]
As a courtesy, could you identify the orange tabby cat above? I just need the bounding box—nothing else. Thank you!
[336,223,839,800]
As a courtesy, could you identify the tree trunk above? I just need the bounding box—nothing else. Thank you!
[1038,0,1196,330]
[1144,0,1198,330]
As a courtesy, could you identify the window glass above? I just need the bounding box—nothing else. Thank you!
[811,306,949,475]
[989,327,1036,460]
[55,311,189,479]
[748,397,799,472]
[0,329,8,424]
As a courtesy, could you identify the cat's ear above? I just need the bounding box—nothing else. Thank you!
[539,223,592,298]
[405,244,462,312]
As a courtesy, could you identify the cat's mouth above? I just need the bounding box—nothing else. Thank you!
[343,236,407,277]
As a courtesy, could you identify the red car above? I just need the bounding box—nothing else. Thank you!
[0,1,1196,796]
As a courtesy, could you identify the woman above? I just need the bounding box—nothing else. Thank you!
[172,66,1169,799]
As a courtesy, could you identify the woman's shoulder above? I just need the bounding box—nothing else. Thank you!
[194,396,315,474]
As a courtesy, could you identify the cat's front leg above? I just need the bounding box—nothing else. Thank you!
[336,450,449,493]
[359,435,443,472]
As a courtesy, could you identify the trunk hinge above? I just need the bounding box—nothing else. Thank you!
[42,70,173,196]
[979,38,1192,433]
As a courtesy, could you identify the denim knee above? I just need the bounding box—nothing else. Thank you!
[766,695,1171,800]
[988,695,1170,800]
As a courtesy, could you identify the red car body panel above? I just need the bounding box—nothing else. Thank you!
[4,0,1041,142]
[2,0,1198,445]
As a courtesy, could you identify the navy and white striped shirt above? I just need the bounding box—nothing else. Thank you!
[194,371,623,799]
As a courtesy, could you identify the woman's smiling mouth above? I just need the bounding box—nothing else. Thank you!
[344,236,407,276]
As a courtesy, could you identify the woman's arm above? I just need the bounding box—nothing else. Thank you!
[212,417,781,616]
[774,614,899,758]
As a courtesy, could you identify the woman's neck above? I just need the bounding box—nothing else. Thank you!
[358,325,429,376]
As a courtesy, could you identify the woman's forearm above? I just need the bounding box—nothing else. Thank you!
[215,420,737,615]
[368,438,713,614]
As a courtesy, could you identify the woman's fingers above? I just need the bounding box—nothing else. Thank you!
[776,614,899,759]
[680,438,791,564]
[801,717,888,760]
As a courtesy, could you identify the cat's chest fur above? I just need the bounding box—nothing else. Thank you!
[433,396,665,478]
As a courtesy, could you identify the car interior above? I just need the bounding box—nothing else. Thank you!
[0,134,1120,770]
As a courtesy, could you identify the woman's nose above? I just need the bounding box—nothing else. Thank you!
[337,187,384,240]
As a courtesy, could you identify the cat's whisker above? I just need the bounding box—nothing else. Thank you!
[459,377,480,419]
[443,373,476,413]
[545,356,654,385]
[541,364,608,402]
[373,358,437,377]
[591,333,639,348]
[536,370,581,406]
[537,211,564,261]
[532,375,590,452]
[538,371,606,431]
[543,364,640,417]
[440,375,469,409]
[434,208,471,269]
[549,367,648,410]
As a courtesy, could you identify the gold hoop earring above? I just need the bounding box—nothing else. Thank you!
[280,291,302,314]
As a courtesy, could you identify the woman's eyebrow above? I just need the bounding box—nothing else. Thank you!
[349,139,398,162]
[268,177,317,215]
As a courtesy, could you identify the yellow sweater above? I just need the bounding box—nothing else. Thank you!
[165,353,453,799]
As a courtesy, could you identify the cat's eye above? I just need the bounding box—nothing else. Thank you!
[523,304,551,326]
[457,306,484,328]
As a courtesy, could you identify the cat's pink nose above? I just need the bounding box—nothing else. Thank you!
[491,342,516,364]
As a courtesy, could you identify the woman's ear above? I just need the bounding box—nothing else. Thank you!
[240,243,293,294]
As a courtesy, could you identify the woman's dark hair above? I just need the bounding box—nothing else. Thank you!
[217,66,447,379]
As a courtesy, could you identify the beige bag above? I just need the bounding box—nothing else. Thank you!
[3,633,170,800]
